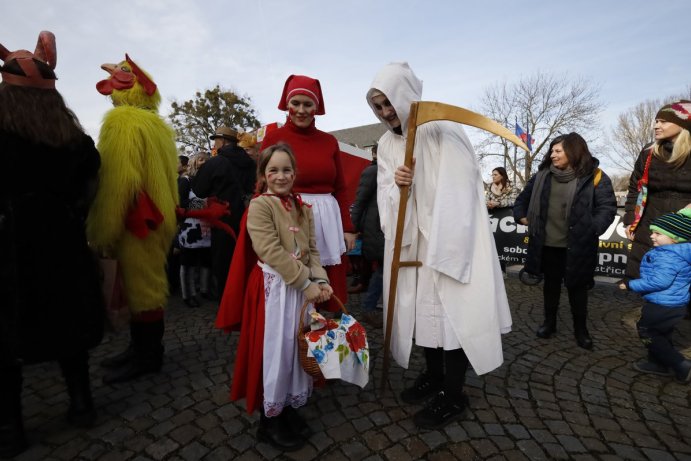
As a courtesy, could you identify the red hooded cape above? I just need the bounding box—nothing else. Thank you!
[215,211,264,414]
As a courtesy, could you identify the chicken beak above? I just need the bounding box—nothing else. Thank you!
[100,63,117,75]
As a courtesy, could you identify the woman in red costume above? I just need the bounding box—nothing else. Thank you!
[260,75,357,309]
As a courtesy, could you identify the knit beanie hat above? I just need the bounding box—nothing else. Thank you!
[650,208,691,242]
[655,100,691,132]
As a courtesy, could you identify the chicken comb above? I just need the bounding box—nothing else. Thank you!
[125,54,157,96]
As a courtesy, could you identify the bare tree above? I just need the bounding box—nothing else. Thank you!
[475,72,602,187]
[607,87,691,171]
[608,173,631,192]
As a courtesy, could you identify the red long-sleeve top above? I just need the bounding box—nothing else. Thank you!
[261,119,354,232]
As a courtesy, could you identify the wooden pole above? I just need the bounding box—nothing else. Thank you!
[380,102,423,392]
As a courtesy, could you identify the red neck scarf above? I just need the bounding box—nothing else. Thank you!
[261,192,311,212]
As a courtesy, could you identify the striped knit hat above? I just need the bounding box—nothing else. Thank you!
[655,100,691,132]
[650,208,691,242]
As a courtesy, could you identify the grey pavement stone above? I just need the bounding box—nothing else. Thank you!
[340,440,369,459]
[145,437,180,460]
[11,279,690,460]
[418,430,446,450]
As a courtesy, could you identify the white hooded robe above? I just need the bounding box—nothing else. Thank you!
[367,62,512,375]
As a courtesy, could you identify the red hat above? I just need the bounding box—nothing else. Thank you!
[278,74,325,115]
[0,31,57,90]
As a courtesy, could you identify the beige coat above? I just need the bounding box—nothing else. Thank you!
[247,195,328,289]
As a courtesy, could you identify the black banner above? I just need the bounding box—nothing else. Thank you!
[489,207,629,278]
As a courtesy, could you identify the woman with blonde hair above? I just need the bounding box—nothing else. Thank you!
[177,151,212,307]
[623,100,691,280]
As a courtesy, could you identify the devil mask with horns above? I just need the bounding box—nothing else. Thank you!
[0,31,57,89]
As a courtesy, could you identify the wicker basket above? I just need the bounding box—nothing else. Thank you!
[297,294,347,380]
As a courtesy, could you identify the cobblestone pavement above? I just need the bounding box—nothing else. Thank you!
[12,278,691,461]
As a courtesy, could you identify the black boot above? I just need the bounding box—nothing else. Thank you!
[573,314,593,350]
[103,319,164,384]
[257,411,304,452]
[282,406,312,439]
[0,363,27,458]
[401,348,444,404]
[100,322,136,369]
[536,307,557,338]
[59,353,97,428]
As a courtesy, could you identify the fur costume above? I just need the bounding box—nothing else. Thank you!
[87,55,178,315]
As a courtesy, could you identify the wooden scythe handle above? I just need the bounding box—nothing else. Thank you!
[380,102,423,392]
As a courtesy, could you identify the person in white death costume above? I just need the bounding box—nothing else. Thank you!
[366,62,512,429]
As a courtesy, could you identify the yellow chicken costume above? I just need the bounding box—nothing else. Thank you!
[87,54,178,384]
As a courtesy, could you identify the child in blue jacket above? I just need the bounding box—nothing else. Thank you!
[626,208,691,383]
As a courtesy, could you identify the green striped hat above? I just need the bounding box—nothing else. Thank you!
[650,208,691,242]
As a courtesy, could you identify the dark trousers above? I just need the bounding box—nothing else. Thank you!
[637,302,686,368]
[542,246,588,316]
[424,347,469,399]
[362,262,383,312]
[211,229,235,297]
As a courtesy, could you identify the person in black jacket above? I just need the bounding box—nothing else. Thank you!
[192,127,256,296]
[513,133,616,350]
[622,100,691,281]
[350,146,385,328]
[0,32,104,457]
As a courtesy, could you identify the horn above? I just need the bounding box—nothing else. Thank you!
[0,43,10,61]
[125,54,157,96]
[34,31,57,69]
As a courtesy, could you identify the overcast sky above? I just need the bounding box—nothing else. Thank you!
[4,0,690,174]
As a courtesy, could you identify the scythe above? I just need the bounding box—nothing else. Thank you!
[380,101,530,391]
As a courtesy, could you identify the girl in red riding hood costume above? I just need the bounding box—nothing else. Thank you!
[216,143,332,452]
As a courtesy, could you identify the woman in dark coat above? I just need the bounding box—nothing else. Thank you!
[623,100,691,280]
[350,146,385,327]
[0,32,104,457]
[514,133,616,350]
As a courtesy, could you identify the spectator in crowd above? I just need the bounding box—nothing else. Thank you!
[486,166,517,274]
[178,154,189,176]
[514,133,617,350]
[350,144,385,328]
[0,31,104,457]
[178,152,212,307]
[486,167,516,210]
[623,100,691,281]
[193,126,255,296]
[624,208,691,383]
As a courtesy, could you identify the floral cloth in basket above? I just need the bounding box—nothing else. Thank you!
[305,312,369,388]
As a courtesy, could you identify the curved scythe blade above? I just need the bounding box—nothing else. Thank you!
[415,101,530,152]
